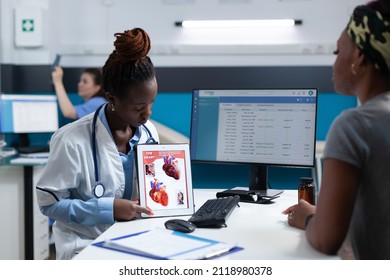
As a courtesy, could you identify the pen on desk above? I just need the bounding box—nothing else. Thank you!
[202,247,231,260]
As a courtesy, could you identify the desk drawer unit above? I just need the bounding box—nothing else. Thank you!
[33,166,49,259]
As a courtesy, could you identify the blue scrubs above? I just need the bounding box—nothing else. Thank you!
[75,96,106,118]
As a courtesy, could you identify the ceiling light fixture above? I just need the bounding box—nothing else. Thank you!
[175,19,302,28]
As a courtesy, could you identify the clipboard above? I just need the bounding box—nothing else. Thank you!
[93,227,243,260]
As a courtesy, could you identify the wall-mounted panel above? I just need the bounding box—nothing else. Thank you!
[1,64,335,93]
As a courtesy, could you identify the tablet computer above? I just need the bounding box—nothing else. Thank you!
[135,143,195,218]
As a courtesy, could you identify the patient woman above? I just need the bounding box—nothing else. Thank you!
[283,0,390,259]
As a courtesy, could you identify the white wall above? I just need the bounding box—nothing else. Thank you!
[0,0,365,67]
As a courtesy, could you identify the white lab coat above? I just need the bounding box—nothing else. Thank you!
[36,112,159,259]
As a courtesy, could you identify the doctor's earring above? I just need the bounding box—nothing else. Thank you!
[111,104,115,111]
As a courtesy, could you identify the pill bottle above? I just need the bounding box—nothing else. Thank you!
[298,177,315,205]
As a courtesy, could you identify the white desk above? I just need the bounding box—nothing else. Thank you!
[74,189,338,260]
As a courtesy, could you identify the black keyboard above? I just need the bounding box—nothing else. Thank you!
[188,195,240,227]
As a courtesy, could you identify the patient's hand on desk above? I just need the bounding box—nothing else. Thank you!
[282,199,315,230]
[113,198,153,221]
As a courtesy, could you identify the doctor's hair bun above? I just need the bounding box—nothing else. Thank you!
[113,28,151,63]
[102,27,155,98]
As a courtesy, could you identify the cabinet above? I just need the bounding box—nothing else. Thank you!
[0,162,49,259]
[33,166,49,260]
[0,166,24,259]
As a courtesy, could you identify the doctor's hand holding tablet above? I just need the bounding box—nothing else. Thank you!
[36,28,159,260]
[113,199,154,221]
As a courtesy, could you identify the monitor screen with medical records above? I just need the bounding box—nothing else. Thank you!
[190,88,318,190]
[0,93,59,133]
[135,143,195,218]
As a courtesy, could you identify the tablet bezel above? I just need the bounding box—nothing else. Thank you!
[135,143,195,218]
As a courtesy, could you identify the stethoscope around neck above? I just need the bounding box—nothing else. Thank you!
[91,103,157,198]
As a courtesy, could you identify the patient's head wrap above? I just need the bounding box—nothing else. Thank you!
[347,4,390,74]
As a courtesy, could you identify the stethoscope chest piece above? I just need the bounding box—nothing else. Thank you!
[93,183,105,198]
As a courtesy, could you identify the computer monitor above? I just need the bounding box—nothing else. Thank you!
[190,88,318,190]
[0,93,59,148]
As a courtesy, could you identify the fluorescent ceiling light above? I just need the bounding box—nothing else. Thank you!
[175,19,302,28]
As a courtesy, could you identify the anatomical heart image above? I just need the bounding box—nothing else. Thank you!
[141,150,188,210]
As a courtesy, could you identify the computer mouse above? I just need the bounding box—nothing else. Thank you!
[164,219,197,233]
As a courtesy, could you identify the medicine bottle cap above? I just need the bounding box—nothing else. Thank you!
[300,177,313,183]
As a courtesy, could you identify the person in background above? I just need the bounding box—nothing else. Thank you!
[283,0,390,260]
[36,27,159,259]
[52,66,106,119]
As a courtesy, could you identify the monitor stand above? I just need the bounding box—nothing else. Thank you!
[249,165,268,191]
[248,165,283,197]
[16,133,49,154]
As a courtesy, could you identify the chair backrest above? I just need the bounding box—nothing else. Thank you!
[151,120,189,144]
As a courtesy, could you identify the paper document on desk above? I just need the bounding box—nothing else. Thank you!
[19,152,49,158]
[94,227,242,260]
[10,157,48,164]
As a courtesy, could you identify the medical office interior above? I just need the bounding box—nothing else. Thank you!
[0,0,363,260]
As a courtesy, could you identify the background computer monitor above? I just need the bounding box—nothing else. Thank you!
[0,93,59,148]
[190,88,318,190]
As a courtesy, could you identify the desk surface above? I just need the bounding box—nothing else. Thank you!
[0,155,47,166]
[74,189,338,260]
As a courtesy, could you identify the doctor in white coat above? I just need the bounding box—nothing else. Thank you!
[36,28,159,260]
